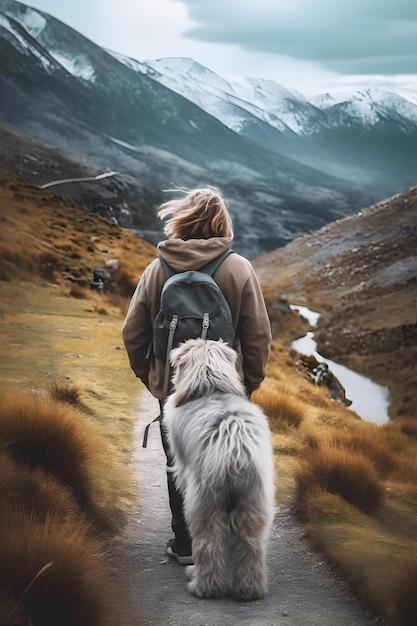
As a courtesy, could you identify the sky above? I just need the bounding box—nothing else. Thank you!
[25,0,417,97]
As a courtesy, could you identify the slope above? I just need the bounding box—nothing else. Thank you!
[0,167,377,625]
[2,168,417,624]
[254,186,417,418]
[0,0,374,257]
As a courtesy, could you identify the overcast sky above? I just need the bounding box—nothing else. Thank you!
[26,0,417,96]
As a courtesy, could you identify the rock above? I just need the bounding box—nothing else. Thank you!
[105,259,121,272]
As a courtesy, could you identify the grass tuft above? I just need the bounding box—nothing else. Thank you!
[331,431,395,478]
[0,395,96,509]
[0,451,81,523]
[0,508,116,626]
[49,380,83,407]
[0,394,126,533]
[294,446,384,516]
[68,285,89,299]
[253,386,306,430]
[386,552,417,625]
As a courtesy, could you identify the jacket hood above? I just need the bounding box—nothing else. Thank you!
[157,237,232,273]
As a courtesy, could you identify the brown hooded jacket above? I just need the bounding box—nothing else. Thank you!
[122,236,271,399]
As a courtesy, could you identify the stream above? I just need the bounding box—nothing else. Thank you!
[290,305,390,425]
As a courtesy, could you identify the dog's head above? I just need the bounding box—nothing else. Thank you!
[169,338,245,406]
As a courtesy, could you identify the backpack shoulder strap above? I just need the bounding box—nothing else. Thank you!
[158,255,175,278]
[200,249,234,276]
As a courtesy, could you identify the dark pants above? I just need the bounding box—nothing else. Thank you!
[159,400,192,552]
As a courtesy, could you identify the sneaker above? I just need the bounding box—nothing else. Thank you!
[166,538,194,565]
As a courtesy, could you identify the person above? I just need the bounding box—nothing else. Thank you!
[122,187,272,565]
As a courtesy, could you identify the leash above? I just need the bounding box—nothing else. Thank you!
[142,414,161,448]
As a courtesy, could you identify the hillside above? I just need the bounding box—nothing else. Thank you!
[1,169,417,625]
[136,57,417,195]
[0,0,381,257]
[254,187,417,418]
[0,166,156,293]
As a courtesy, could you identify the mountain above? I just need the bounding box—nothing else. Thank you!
[0,0,410,258]
[131,57,417,193]
[253,185,417,419]
[129,56,324,136]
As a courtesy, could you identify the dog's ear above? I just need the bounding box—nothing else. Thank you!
[215,340,238,367]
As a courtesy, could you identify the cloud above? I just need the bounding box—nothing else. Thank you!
[28,0,195,62]
[180,0,417,74]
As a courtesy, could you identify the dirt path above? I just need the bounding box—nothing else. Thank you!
[110,390,376,626]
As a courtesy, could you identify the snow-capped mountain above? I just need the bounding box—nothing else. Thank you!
[0,6,97,80]
[317,88,417,131]
[113,55,326,136]
[116,55,417,137]
[110,54,417,190]
[0,0,416,257]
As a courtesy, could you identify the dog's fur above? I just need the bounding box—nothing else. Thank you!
[163,339,275,600]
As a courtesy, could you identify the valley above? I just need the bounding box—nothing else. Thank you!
[1,168,416,625]
[2,0,417,259]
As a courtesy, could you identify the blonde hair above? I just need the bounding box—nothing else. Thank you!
[158,187,234,240]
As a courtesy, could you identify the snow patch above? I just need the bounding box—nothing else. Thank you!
[103,54,417,136]
[106,49,149,74]
[108,136,140,152]
[310,87,417,127]
[0,14,55,73]
[49,51,96,81]
[20,8,46,38]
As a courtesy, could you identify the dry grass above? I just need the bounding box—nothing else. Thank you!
[49,379,84,407]
[1,169,416,623]
[0,451,81,523]
[331,431,396,478]
[0,393,131,534]
[0,508,117,626]
[386,552,417,625]
[0,168,156,298]
[255,339,417,621]
[294,447,383,515]
[67,284,90,299]
[0,171,151,624]
[252,385,306,430]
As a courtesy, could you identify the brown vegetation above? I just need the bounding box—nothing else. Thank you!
[0,451,80,522]
[0,509,115,626]
[1,168,416,624]
[253,342,417,623]
[294,447,384,515]
[0,168,156,300]
[0,391,133,624]
[0,169,147,624]
[0,394,127,532]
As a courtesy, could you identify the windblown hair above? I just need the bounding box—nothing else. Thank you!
[158,187,234,240]
[169,338,245,406]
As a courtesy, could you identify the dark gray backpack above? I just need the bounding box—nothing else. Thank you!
[153,249,235,395]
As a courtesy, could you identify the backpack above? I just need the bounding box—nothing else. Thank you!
[153,248,235,396]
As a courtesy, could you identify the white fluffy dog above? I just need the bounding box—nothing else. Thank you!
[163,338,275,600]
